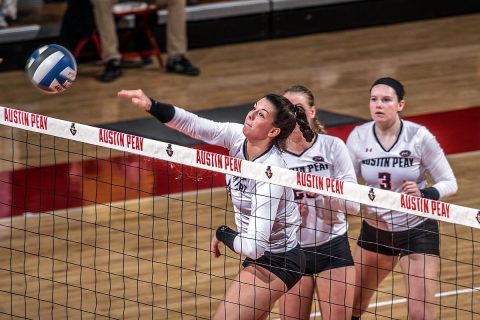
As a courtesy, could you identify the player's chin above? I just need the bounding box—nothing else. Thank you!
[372,114,388,122]
[242,124,252,135]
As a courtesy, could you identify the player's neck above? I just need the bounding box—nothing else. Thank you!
[286,136,313,154]
[374,118,402,150]
[245,140,272,161]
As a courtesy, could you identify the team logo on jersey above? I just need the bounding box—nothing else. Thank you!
[400,150,411,157]
[477,211,480,224]
[166,144,173,157]
[70,123,77,136]
[366,148,372,152]
[265,166,273,179]
[368,188,376,201]
[312,156,324,162]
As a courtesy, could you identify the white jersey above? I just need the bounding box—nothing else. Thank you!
[283,134,359,247]
[167,106,300,259]
[346,120,457,231]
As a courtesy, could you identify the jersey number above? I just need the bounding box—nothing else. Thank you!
[378,172,392,190]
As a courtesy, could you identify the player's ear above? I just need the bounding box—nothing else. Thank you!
[397,100,405,112]
[305,105,316,120]
[268,127,281,138]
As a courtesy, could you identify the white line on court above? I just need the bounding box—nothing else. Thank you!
[272,286,480,319]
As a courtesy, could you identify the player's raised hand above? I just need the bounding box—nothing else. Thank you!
[118,89,152,111]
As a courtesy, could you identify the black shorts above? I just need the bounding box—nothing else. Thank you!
[302,233,354,275]
[242,245,306,290]
[357,219,440,257]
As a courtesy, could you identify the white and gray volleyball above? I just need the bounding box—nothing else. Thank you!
[26,44,77,94]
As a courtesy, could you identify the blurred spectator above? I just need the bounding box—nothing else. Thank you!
[90,0,200,82]
[0,0,17,28]
[59,0,95,51]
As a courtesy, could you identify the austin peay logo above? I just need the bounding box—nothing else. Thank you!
[400,150,411,157]
[477,211,480,224]
[70,123,77,136]
[166,144,173,157]
[312,156,324,162]
[368,188,376,201]
[265,166,273,179]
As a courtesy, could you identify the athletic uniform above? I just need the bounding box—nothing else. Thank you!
[164,106,305,289]
[346,120,457,256]
[283,134,359,274]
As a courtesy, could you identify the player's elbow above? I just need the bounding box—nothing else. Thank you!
[243,242,267,260]
[433,178,458,199]
[448,179,458,196]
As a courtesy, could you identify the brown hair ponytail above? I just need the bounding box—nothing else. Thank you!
[265,93,314,151]
[293,104,315,143]
[283,85,326,134]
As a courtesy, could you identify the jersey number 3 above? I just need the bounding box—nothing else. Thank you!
[378,172,392,190]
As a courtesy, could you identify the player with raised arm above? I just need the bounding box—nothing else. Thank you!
[118,89,315,320]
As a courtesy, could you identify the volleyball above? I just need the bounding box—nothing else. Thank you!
[25,44,77,94]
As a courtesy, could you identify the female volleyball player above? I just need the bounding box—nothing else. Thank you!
[279,85,359,320]
[118,89,315,319]
[346,77,458,320]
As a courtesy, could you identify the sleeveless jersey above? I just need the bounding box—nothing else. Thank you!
[167,106,300,258]
[283,134,358,247]
[346,120,457,231]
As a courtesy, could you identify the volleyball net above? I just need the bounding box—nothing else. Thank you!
[0,107,478,319]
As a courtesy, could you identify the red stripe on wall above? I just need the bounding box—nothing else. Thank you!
[327,106,480,154]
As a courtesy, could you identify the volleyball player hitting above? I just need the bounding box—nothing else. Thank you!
[278,85,359,320]
[347,77,458,320]
[118,89,315,319]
